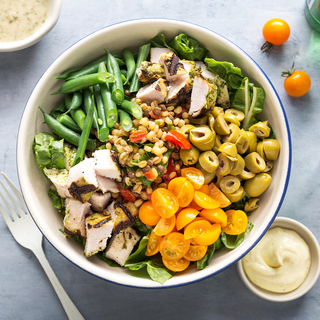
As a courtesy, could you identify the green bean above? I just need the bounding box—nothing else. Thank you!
[64,91,83,114]
[118,109,132,132]
[129,43,150,93]
[39,108,96,151]
[49,100,66,119]
[122,48,135,85]
[107,51,124,104]
[56,113,82,134]
[83,88,100,132]
[119,100,143,119]
[56,54,125,80]
[65,94,86,129]
[121,74,127,83]
[52,72,115,95]
[72,94,95,166]
[120,69,127,77]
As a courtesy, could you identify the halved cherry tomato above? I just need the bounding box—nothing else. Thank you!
[184,245,208,261]
[183,216,208,233]
[162,256,190,272]
[151,188,179,218]
[162,156,176,183]
[222,210,248,235]
[165,130,192,149]
[198,184,210,195]
[193,223,221,246]
[200,208,227,227]
[129,130,147,142]
[176,208,199,231]
[145,230,162,256]
[181,167,205,190]
[139,201,161,226]
[188,199,203,211]
[118,184,136,202]
[160,232,190,260]
[154,215,176,236]
[208,183,231,208]
[184,219,212,240]
[143,169,157,180]
[194,191,220,209]
[168,177,194,207]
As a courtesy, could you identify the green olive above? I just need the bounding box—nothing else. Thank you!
[262,139,280,160]
[213,172,224,188]
[179,124,196,138]
[262,160,274,172]
[218,142,238,161]
[244,152,266,173]
[224,186,244,203]
[199,151,219,173]
[189,115,208,125]
[211,107,224,118]
[196,162,216,184]
[208,113,215,132]
[244,198,259,212]
[244,173,272,197]
[222,124,240,143]
[239,168,255,180]
[256,141,265,159]
[235,129,249,154]
[189,127,215,151]
[249,121,270,139]
[223,113,240,127]
[214,114,230,135]
[217,153,234,176]
[220,175,241,194]
[224,108,245,122]
[180,145,200,166]
[246,131,257,153]
[230,154,245,176]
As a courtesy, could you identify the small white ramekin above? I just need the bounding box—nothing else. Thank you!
[0,0,62,52]
[237,217,320,302]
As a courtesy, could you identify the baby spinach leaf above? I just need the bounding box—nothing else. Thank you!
[221,231,245,250]
[138,176,152,188]
[197,236,224,270]
[96,251,120,267]
[224,194,250,212]
[132,218,150,237]
[125,235,149,265]
[150,33,171,49]
[48,189,65,214]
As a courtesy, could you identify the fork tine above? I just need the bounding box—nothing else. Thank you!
[0,201,14,227]
[1,173,28,212]
[0,179,26,218]
[0,186,20,221]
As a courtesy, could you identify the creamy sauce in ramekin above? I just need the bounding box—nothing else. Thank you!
[243,227,311,293]
[0,0,49,43]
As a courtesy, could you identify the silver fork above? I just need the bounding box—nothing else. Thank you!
[0,172,85,320]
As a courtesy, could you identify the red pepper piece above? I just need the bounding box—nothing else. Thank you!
[165,130,192,149]
[162,156,176,183]
[118,184,136,202]
[143,169,157,180]
[129,130,147,143]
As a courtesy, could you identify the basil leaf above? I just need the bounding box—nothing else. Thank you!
[197,244,215,270]
[146,261,174,284]
[150,33,171,49]
[132,218,150,237]
[221,231,245,250]
[125,235,149,265]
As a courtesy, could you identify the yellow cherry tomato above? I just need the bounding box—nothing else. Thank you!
[176,208,199,231]
[168,177,195,207]
[181,167,205,190]
[139,201,161,226]
[159,232,190,260]
[222,210,248,235]
[193,223,221,246]
[184,245,208,261]
[263,18,290,45]
[200,208,227,227]
[282,67,311,97]
[154,215,176,236]
[184,219,212,240]
[162,256,190,272]
[208,183,231,208]
[194,191,220,209]
[145,230,162,256]
[151,188,179,218]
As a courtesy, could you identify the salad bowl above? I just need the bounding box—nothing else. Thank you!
[17,19,291,288]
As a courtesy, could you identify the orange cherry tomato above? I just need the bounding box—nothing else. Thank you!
[262,18,290,45]
[162,256,190,272]
[184,219,212,240]
[154,215,176,236]
[184,245,208,261]
[176,208,199,231]
[198,184,210,195]
[193,223,221,246]
[200,208,227,227]
[283,69,311,97]
[159,232,190,260]
[222,210,248,235]
[208,183,231,208]
[151,188,179,218]
[181,167,205,190]
[168,177,194,207]
[139,201,161,226]
[194,191,220,209]
[145,230,162,256]
[188,199,203,211]
[183,216,208,233]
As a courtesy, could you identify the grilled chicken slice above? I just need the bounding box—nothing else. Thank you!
[189,76,218,117]
[67,158,98,203]
[106,201,116,220]
[112,201,138,234]
[105,227,141,266]
[159,52,188,82]
[95,175,119,193]
[63,144,77,171]
[165,74,192,105]
[92,150,121,180]
[43,168,71,198]
[150,47,174,64]
[136,78,168,104]
[63,198,91,238]
[89,192,111,212]
[84,212,114,257]
[136,62,165,83]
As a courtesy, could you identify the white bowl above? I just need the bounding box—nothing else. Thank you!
[17,19,291,288]
[0,0,62,52]
[237,217,320,302]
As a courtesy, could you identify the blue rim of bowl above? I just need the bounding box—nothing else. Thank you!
[17,18,292,289]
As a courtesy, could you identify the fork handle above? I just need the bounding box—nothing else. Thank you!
[33,247,85,320]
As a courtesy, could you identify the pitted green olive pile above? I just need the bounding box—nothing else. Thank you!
[178,106,280,212]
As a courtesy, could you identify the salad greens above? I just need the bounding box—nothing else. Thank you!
[197,236,224,270]
[48,189,65,214]
[220,231,245,250]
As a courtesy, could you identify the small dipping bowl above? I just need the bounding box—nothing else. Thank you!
[237,217,320,302]
[0,0,62,52]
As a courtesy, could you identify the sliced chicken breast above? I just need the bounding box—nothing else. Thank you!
[136,78,168,104]
[84,213,114,257]
[195,61,216,81]
[89,192,111,212]
[159,52,188,82]
[105,227,141,266]
[43,168,71,198]
[166,75,192,105]
[95,175,119,193]
[150,47,174,64]
[113,201,139,234]
[136,62,165,83]
[92,150,121,180]
[63,198,91,238]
